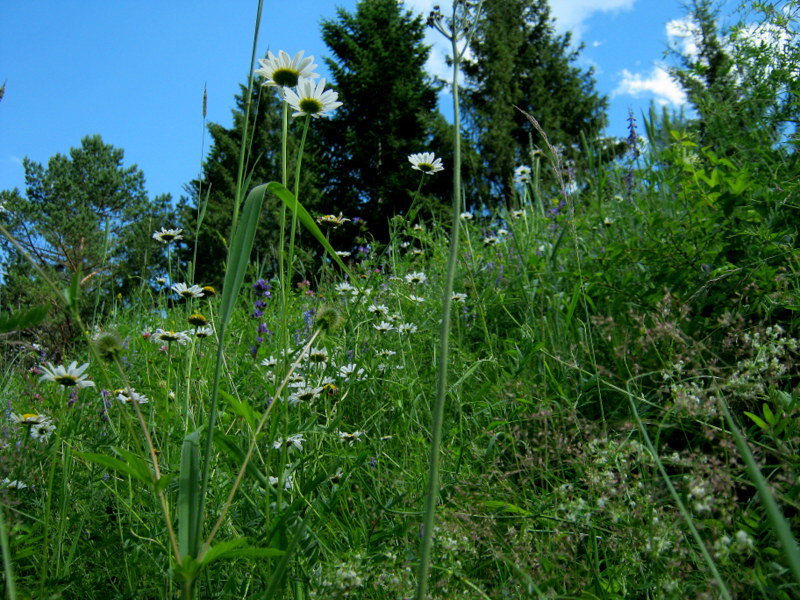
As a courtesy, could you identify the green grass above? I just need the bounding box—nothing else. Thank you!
[2,3,800,599]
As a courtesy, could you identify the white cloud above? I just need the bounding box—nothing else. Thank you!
[614,65,687,106]
[549,0,637,37]
[666,17,701,59]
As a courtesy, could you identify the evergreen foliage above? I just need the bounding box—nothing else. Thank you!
[177,84,323,286]
[462,0,608,200]
[0,135,172,313]
[319,0,442,239]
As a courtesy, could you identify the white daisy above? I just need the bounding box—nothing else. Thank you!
[284,77,342,118]
[335,282,357,296]
[194,325,214,338]
[171,282,204,299]
[152,329,192,346]
[408,294,425,303]
[11,413,49,425]
[335,250,352,257]
[483,236,499,245]
[511,209,525,219]
[451,292,467,302]
[115,388,149,405]
[261,355,278,368]
[373,321,394,333]
[514,165,532,184]
[152,227,183,244]
[307,347,329,365]
[405,271,427,285]
[367,304,390,317]
[39,361,95,388]
[30,420,56,441]
[338,363,366,381]
[338,430,364,446]
[256,50,318,88]
[408,152,444,175]
[288,386,323,405]
[397,322,418,334]
[460,212,473,220]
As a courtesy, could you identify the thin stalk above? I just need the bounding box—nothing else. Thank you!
[0,500,16,600]
[198,328,322,558]
[194,0,265,562]
[230,0,265,234]
[286,115,312,289]
[416,22,463,600]
[718,397,800,585]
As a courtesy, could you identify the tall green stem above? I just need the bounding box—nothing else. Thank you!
[286,115,311,289]
[416,21,463,600]
[230,0,264,235]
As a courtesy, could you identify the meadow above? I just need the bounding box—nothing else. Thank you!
[2,1,800,599]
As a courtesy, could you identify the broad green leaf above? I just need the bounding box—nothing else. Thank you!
[178,430,201,559]
[213,431,268,488]
[743,411,768,431]
[219,183,269,325]
[199,537,283,567]
[112,447,156,484]
[0,305,49,333]
[266,182,354,281]
[79,451,153,486]
[220,389,258,430]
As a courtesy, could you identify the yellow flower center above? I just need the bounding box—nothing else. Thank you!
[55,375,78,386]
[298,98,323,114]
[272,68,300,87]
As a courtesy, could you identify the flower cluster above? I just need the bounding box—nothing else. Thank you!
[255,50,341,118]
[11,412,56,441]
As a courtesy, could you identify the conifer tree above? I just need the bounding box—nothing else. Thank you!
[462,0,607,200]
[0,135,172,303]
[178,83,323,286]
[319,0,441,239]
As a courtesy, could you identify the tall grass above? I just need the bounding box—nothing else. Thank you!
[2,1,800,598]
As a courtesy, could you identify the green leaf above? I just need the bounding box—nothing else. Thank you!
[213,431,269,488]
[266,182,355,282]
[220,389,258,430]
[0,304,49,333]
[762,403,777,426]
[219,183,269,325]
[199,537,283,567]
[481,500,533,516]
[79,451,153,486]
[178,430,201,559]
[743,411,769,431]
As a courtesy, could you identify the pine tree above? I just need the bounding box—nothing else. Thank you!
[0,135,173,341]
[319,0,441,240]
[1,135,172,293]
[462,0,607,201]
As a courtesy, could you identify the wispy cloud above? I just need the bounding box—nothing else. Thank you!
[550,0,637,37]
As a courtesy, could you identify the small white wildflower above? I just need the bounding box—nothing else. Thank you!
[405,271,427,285]
[373,321,394,333]
[397,322,418,334]
[338,430,364,446]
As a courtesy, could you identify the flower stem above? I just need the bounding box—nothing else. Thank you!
[416,13,463,599]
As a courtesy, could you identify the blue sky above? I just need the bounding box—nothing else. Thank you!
[1,0,740,203]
